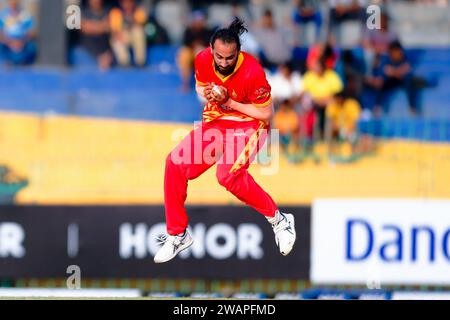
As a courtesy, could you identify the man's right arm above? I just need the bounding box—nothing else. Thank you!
[195,83,207,98]
[194,50,218,104]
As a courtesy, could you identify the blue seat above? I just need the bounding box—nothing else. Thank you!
[148,45,178,66]
[68,46,98,68]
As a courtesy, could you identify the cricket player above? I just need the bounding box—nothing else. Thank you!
[154,18,296,263]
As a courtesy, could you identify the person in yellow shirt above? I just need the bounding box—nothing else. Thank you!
[326,91,361,143]
[303,58,343,138]
[109,0,147,67]
[326,91,366,161]
[273,99,300,156]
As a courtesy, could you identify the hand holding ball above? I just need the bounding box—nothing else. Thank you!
[211,85,229,104]
[212,85,222,96]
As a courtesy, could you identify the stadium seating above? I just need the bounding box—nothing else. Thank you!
[1,45,449,141]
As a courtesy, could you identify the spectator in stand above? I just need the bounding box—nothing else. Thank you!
[80,0,113,71]
[253,8,292,71]
[362,12,398,76]
[303,57,343,138]
[0,0,36,65]
[326,90,374,160]
[336,49,364,101]
[380,40,421,115]
[109,0,147,67]
[273,99,300,155]
[297,93,317,148]
[292,0,323,45]
[267,62,304,105]
[177,10,213,92]
[326,90,361,146]
[328,0,366,44]
[363,52,385,115]
[306,35,338,71]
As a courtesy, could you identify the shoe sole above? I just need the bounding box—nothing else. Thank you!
[154,236,194,264]
[280,214,296,256]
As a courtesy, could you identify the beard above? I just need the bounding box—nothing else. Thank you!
[214,61,237,76]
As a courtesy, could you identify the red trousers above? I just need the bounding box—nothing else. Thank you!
[164,119,278,235]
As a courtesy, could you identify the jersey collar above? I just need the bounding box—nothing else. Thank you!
[212,52,245,83]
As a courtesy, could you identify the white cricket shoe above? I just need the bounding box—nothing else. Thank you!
[154,229,193,263]
[268,211,296,256]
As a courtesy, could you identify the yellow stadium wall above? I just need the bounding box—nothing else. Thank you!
[0,111,449,205]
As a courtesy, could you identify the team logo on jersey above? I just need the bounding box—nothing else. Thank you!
[232,90,238,98]
[254,87,270,101]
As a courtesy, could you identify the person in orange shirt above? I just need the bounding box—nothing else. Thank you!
[154,18,296,264]
[109,0,147,67]
[273,99,300,155]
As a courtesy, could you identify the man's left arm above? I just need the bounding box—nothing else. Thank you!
[224,99,274,121]
[213,66,274,121]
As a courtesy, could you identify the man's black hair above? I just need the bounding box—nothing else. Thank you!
[210,17,248,51]
[389,40,403,52]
